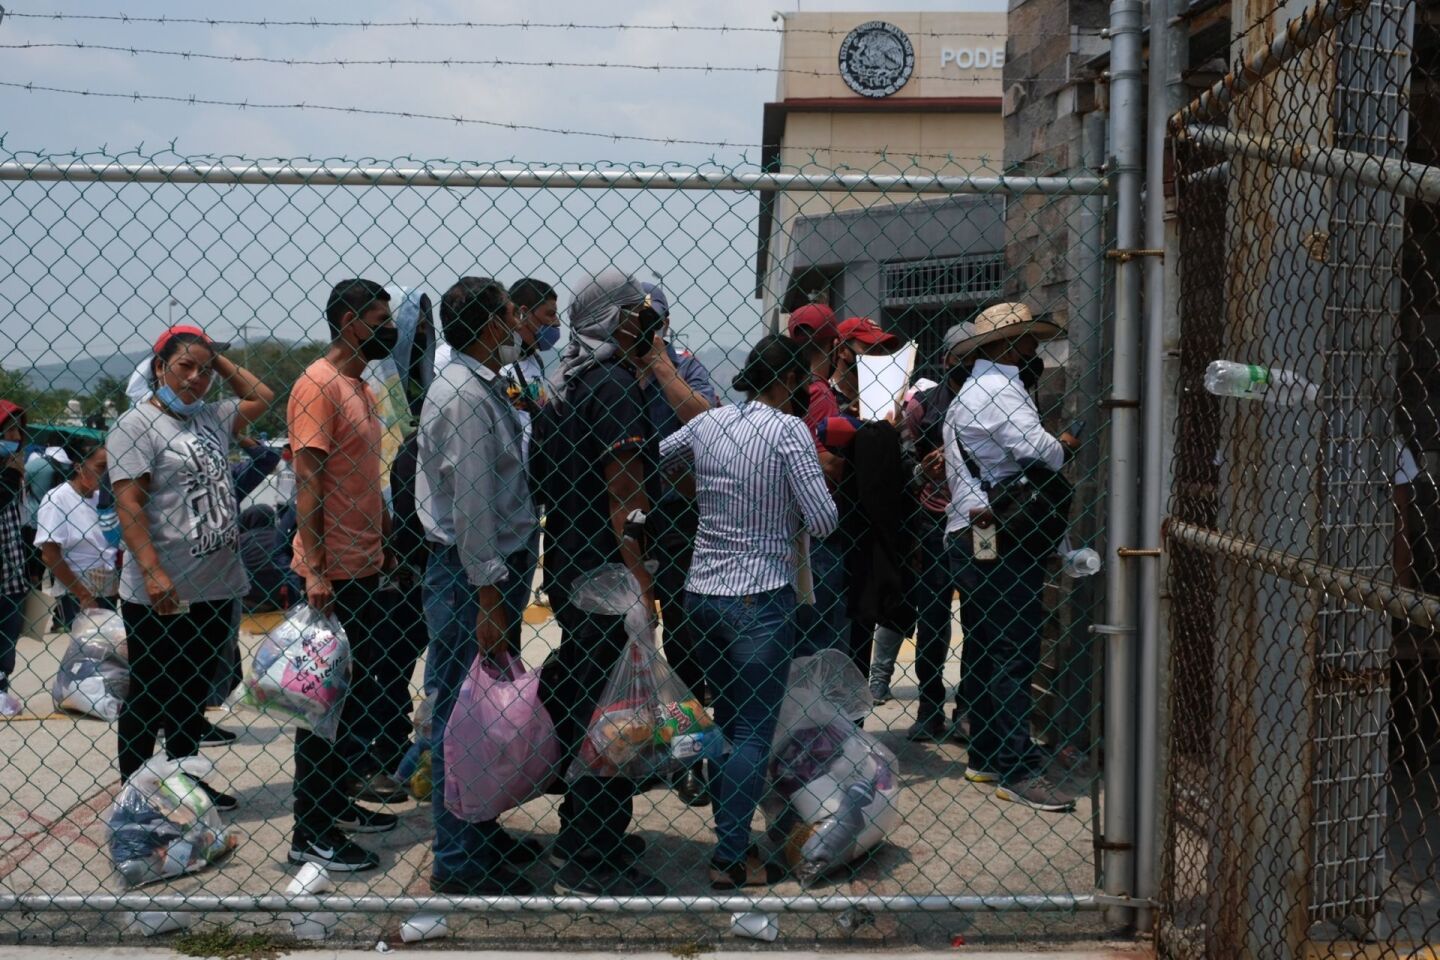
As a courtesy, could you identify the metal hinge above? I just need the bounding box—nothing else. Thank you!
[1106,248,1165,263]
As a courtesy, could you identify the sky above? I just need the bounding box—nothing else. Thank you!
[0,0,1006,377]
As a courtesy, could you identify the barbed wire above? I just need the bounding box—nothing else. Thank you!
[0,9,1088,41]
[0,41,1038,83]
[0,78,1030,167]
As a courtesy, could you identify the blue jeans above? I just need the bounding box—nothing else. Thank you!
[0,591,24,694]
[950,535,1043,781]
[687,586,796,865]
[424,545,536,882]
[796,537,849,658]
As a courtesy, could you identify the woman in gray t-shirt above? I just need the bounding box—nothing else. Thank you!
[107,326,274,807]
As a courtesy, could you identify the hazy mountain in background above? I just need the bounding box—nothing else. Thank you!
[26,351,150,394]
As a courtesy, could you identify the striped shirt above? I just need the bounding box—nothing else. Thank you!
[659,400,838,597]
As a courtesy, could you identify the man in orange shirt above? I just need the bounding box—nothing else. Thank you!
[286,279,404,872]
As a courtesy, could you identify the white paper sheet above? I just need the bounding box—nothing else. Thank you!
[857,346,916,421]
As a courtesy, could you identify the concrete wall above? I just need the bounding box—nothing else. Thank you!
[780,195,1007,324]
[777,11,1006,102]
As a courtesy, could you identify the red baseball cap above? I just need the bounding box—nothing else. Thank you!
[787,303,839,344]
[837,316,902,352]
[0,399,27,433]
[153,324,231,356]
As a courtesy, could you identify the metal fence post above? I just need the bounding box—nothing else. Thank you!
[1136,0,1189,932]
[1101,0,1145,927]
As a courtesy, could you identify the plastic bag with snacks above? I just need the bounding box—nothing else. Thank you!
[51,608,130,721]
[107,756,239,887]
[566,564,726,781]
[764,653,900,885]
[239,604,351,740]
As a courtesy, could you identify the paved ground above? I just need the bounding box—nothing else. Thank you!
[0,596,1115,950]
[8,951,1154,959]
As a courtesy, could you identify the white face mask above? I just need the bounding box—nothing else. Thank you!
[497,330,523,367]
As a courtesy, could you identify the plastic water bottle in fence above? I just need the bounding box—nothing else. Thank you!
[1203,360,1318,407]
[1061,547,1102,578]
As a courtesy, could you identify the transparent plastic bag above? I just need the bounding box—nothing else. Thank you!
[51,608,130,721]
[107,756,239,887]
[567,564,726,781]
[239,604,351,740]
[764,654,901,885]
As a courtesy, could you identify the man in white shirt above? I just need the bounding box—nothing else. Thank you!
[947,302,1080,813]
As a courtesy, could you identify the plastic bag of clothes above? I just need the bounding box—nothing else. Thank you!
[764,652,901,885]
[240,604,351,740]
[444,652,560,821]
[107,756,239,886]
[51,608,130,721]
[567,564,726,781]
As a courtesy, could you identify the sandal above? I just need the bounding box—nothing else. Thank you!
[709,848,785,890]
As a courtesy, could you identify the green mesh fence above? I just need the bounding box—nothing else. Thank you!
[1162,0,1440,956]
[0,147,1116,949]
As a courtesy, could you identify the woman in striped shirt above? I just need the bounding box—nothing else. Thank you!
[658,335,839,889]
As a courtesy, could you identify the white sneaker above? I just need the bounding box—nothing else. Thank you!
[0,691,22,717]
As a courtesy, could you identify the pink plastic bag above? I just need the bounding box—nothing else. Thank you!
[443,652,561,823]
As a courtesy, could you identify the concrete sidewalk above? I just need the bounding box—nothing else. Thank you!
[1,598,1108,949]
[8,951,1153,960]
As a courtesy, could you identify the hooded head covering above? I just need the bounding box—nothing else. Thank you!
[389,287,436,416]
[552,268,648,400]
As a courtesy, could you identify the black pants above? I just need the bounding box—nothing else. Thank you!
[118,599,232,781]
[293,575,398,840]
[371,577,428,775]
[539,582,636,865]
[649,499,705,702]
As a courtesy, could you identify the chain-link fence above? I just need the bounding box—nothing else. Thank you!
[1162,0,1440,955]
[0,147,1125,948]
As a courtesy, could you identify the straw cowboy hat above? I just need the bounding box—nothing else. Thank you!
[943,302,1061,358]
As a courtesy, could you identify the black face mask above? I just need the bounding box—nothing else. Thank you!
[361,323,400,361]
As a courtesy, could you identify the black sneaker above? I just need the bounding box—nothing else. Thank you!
[947,714,972,745]
[554,858,665,896]
[335,805,399,834]
[194,778,238,812]
[347,770,410,804]
[869,684,892,706]
[288,833,379,872]
[492,830,546,865]
[431,869,548,896]
[200,723,239,745]
[548,834,647,870]
[906,715,948,742]
[995,773,1077,813]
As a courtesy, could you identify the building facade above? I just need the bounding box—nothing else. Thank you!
[757,11,1007,377]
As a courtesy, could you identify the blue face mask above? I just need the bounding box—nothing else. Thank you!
[155,384,205,418]
[534,324,562,352]
[0,440,18,457]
